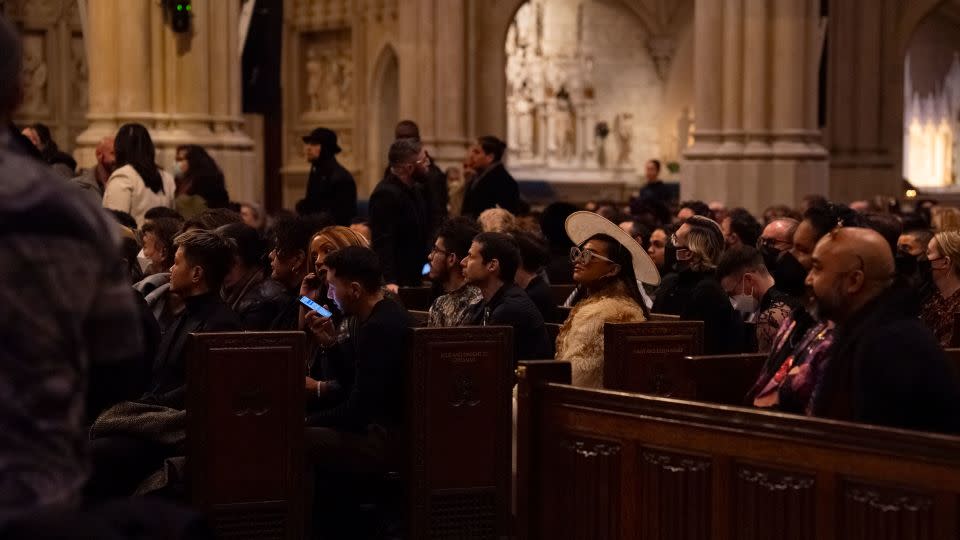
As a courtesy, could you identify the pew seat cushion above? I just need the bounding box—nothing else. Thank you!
[555,284,647,388]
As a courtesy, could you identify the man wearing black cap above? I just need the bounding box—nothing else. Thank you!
[295,127,357,226]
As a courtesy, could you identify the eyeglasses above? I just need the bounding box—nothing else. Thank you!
[570,246,615,265]
[757,237,792,251]
[670,233,691,253]
[430,245,452,257]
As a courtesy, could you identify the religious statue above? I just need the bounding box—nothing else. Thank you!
[71,39,88,111]
[615,113,633,166]
[337,60,353,111]
[514,83,536,158]
[305,45,325,112]
[21,36,47,112]
[677,107,694,157]
[554,94,576,160]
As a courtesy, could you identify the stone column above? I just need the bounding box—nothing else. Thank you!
[824,0,899,202]
[76,0,256,203]
[75,0,118,165]
[422,0,470,171]
[682,0,827,214]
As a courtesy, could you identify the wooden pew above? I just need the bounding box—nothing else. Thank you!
[545,322,561,344]
[648,312,679,321]
[683,353,766,405]
[517,361,960,540]
[398,286,435,311]
[409,309,429,327]
[557,305,572,322]
[952,313,960,347]
[602,321,704,394]
[406,326,514,539]
[186,331,306,540]
[549,284,576,306]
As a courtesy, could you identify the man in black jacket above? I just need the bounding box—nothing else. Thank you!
[385,120,449,235]
[295,127,357,226]
[462,232,553,362]
[141,229,243,409]
[369,138,431,291]
[302,247,413,535]
[461,135,521,219]
[806,227,960,433]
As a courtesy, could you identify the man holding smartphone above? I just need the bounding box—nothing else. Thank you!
[301,246,412,535]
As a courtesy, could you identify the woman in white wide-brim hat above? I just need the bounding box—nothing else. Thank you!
[555,211,661,387]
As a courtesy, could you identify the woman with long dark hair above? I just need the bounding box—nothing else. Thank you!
[555,212,659,387]
[103,123,175,226]
[173,145,230,218]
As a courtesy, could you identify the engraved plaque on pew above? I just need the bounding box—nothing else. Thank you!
[186,331,305,540]
[407,326,513,539]
[603,321,704,395]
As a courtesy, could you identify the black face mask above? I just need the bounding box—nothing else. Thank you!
[664,238,678,274]
[917,258,933,281]
[772,251,808,298]
[760,245,783,273]
[895,252,918,277]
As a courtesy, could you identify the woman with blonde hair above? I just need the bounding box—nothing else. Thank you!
[651,215,744,354]
[478,207,516,233]
[921,230,960,345]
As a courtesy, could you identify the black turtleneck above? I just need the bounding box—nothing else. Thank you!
[142,291,242,409]
[652,269,744,354]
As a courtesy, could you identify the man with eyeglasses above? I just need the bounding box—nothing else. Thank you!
[369,138,432,293]
[426,217,483,327]
[802,227,960,433]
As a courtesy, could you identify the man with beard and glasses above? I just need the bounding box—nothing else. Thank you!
[369,138,431,293]
[806,228,960,432]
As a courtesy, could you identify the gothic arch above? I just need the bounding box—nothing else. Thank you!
[367,44,400,186]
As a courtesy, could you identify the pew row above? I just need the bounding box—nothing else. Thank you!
[517,360,960,540]
[406,326,515,539]
[187,331,306,540]
[186,326,515,539]
[603,321,705,394]
[398,286,434,311]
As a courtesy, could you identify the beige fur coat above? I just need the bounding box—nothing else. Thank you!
[555,283,647,388]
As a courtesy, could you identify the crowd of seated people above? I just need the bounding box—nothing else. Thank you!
[5,11,960,532]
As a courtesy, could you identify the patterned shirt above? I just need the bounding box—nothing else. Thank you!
[919,288,960,347]
[0,143,143,516]
[748,310,835,415]
[427,285,483,327]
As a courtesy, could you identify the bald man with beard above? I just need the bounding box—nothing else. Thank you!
[806,227,960,433]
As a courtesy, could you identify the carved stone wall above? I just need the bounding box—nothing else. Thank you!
[503,0,693,187]
[7,0,87,154]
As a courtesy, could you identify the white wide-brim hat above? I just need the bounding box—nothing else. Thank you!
[564,211,661,286]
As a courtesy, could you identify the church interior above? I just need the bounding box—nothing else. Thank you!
[4,0,960,538]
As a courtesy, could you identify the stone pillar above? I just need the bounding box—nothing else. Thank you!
[824,0,899,202]
[682,0,827,214]
[75,0,256,203]
[419,0,470,171]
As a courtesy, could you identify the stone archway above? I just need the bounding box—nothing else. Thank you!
[367,44,399,185]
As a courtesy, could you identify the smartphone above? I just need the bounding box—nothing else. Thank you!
[422,262,431,276]
[299,295,333,318]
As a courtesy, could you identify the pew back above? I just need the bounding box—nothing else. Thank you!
[406,326,514,539]
[603,321,705,394]
[409,309,430,327]
[398,286,434,311]
[683,353,766,405]
[186,332,306,540]
[517,361,960,540]
[550,284,576,306]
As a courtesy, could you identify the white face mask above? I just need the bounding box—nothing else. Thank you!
[136,248,152,274]
[731,275,758,316]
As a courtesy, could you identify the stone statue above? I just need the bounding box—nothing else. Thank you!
[554,96,576,159]
[326,57,341,112]
[21,35,47,111]
[514,83,536,158]
[615,113,633,166]
[305,46,325,112]
[71,39,88,111]
[515,1,535,48]
[338,59,353,111]
[677,107,693,157]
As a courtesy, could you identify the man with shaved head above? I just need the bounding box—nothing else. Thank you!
[806,227,960,433]
[71,136,116,205]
